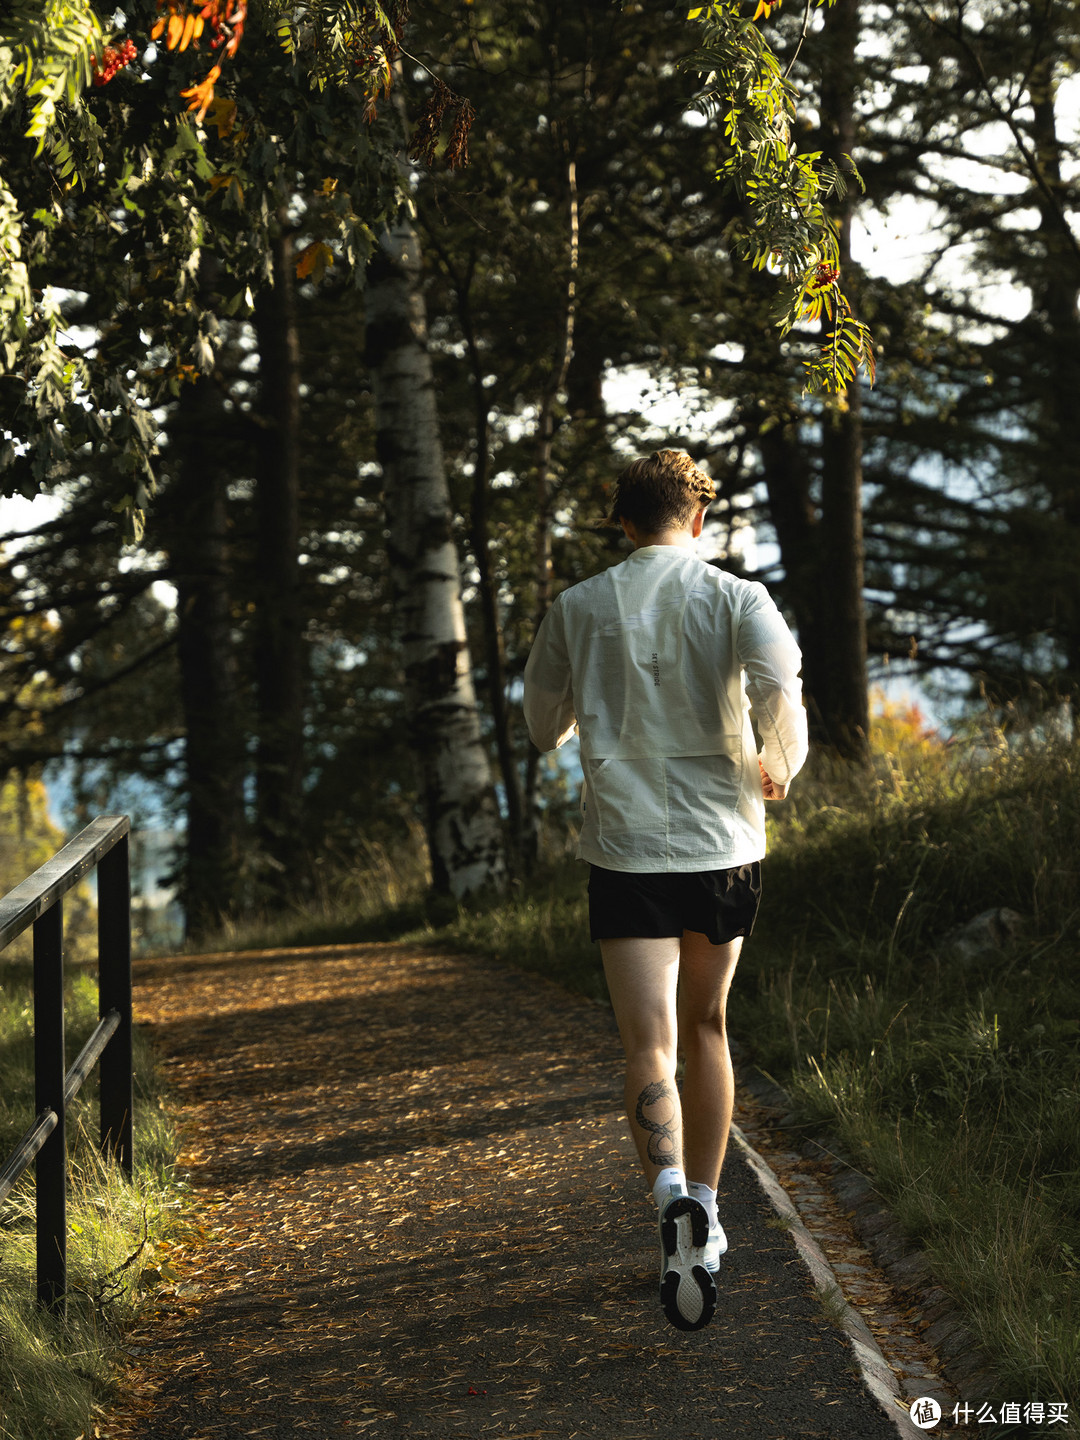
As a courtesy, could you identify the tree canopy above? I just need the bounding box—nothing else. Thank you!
[2,0,1077,928]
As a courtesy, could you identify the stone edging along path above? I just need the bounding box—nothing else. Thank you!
[105,941,1001,1440]
[730,1120,924,1438]
[728,1069,1008,1439]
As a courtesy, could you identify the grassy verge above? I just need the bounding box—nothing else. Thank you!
[739,733,1080,1403]
[0,959,185,1440]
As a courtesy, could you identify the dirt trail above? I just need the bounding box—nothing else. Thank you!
[105,942,900,1439]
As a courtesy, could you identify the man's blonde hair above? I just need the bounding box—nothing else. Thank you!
[605,449,716,534]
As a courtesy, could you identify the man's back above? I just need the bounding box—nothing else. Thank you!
[525,544,807,872]
[556,545,791,761]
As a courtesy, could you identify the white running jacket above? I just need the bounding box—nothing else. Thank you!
[523,544,808,872]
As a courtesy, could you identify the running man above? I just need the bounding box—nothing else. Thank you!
[523,450,808,1332]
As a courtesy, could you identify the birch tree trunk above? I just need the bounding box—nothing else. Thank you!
[366,211,507,899]
[421,219,527,874]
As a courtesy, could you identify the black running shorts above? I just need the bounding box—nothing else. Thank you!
[587,863,762,946]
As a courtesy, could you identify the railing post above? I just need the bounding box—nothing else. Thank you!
[33,901,66,1315]
[98,834,133,1177]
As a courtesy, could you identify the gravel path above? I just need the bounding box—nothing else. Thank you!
[105,942,906,1439]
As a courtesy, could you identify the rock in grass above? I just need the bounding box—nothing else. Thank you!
[939,907,1025,964]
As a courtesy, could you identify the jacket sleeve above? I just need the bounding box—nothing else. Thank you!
[523,596,577,753]
[736,583,809,787]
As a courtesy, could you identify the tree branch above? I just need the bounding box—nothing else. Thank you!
[784,0,817,78]
[908,0,1080,271]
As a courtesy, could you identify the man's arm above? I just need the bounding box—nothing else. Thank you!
[737,585,809,795]
[523,598,577,752]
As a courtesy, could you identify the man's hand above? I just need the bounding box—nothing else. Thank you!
[759,759,788,801]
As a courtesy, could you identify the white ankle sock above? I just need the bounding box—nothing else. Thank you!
[651,1167,686,1208]
[688,1181,719,1228]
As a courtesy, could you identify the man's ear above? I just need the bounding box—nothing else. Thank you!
[691,506,708,539]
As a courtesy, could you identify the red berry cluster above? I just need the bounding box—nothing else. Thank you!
[810,261,841,291]
[91,38,137,85]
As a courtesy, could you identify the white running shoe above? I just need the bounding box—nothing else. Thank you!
[704,1221,728,1273]
[657,1188,717,1331]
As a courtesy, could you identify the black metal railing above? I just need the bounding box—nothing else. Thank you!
[0,815,133,1313]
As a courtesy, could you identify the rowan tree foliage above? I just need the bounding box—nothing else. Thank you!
[685,0,875,393]
[0,0,409,532]
[679,0,1080,729]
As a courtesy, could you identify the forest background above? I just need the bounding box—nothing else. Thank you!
[1,0,1078,936]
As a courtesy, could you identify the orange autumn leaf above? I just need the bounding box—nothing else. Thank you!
[295,241,334,283]
[161,6,204,50]
[155,3,245,115]
[178,12,204,50]
[180,61,221,119]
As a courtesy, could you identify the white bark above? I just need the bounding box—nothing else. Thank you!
[366,211,507,899]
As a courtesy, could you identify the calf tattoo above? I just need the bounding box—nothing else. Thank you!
[634,1080,681,1168]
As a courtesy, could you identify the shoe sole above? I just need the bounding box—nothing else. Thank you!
[659,1196,716,1332]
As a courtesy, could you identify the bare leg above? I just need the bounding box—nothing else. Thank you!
[677,930,743,1187]
[599,936,682,1187]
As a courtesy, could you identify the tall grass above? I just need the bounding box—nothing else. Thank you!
[167,824,432,957]
[0,958,183,1440]
[0,1142,188,1440]
[0,960,174,1172]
